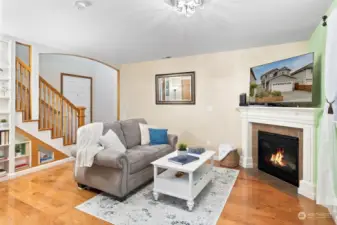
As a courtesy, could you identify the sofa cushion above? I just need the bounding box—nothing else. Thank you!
[120,118,147,149]
[149,128,168,145]
[139,123,156,145]
[99,130,126,153]
[127,144,173,174]
[103,122,127,148]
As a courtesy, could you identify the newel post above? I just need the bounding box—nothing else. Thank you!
[77,107,86,127]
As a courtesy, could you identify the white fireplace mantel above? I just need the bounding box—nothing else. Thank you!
[237,106,319,200]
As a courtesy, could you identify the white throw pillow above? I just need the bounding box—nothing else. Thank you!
[99,129,126,153]
[139,123,156,145]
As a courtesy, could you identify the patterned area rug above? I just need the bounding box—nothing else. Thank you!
[76,167,239,225]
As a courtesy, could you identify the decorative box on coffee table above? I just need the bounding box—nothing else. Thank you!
[151,150,215,211]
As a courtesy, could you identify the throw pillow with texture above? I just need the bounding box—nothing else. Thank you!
[139,123,156,145]
[149,128,168,145]
[99,129,127,153]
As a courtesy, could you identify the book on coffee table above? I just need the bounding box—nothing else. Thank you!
[168,155,199,165]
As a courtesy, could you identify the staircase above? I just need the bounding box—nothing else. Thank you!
[15,57,86,155]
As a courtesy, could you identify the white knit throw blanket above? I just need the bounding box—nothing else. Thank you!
[75,122,104,176]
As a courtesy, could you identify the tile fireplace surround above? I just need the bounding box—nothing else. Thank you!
[237,106,318,200]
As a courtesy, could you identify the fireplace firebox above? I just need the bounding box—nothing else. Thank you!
[258,131,299,187]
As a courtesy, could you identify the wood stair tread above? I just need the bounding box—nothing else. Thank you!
[63,143,75,146]
[51,135,64,140]
[38,128,53,131]
[23,119,39,123]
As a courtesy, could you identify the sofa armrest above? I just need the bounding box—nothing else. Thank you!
[94,148,128,169]
[168,134,178,149]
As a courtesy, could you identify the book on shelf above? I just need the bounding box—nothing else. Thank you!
[15,163,29,169]
[0,169,7,177]
[0,130,9,145]
[168,155,199,165]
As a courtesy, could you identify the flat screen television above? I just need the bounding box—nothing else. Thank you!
[249,53,314,105]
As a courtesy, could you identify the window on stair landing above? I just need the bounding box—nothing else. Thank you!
[15,42,32,67]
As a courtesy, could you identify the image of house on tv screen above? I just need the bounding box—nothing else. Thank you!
[250,53,314,103]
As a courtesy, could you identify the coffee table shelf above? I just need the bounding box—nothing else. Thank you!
[152,150,215,211]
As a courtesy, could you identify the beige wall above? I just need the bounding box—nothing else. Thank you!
[120,41,308,153]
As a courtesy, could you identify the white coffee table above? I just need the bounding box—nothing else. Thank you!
[151,150,215,211]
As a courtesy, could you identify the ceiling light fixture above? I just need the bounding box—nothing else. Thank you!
[164,0,204,17]
[74,0,92,10]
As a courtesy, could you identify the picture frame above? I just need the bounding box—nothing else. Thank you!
[155,72,196,105]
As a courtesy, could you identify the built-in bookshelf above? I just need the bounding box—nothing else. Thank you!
[0,37,15,180]
[38,147,55,165]
[15,135,31,172]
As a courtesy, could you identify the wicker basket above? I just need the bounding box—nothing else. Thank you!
[220,149,240,168]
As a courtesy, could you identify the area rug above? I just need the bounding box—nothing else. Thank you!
[76,167,239,225]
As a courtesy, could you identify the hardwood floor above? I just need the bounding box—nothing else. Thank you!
[0,162,334,225]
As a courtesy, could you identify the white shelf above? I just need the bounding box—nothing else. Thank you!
[0,96,10,100]
[1,38,14,178]
[0,158,9,163]
[15,154,30,159]
[15,140,30,145]
[157,164,212,186]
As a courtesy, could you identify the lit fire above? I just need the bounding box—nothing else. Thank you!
[270,148,286,167]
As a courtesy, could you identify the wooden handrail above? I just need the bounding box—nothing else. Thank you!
[16,57,31,72]
[16,57,85,146]
[39,76,86,145]
[39,76,79,111]
[16,58,31,121]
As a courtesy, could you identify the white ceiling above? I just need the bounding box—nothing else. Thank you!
[1,0,332,65]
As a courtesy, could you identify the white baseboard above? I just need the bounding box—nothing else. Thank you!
[8,157,74,180]
[298,180,316,200]
[239,156,253,168]
[0,175,9,182]
[329,206,337,224]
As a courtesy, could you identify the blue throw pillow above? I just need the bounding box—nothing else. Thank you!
[149,128,168,145]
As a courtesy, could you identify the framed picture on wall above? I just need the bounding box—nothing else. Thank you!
[155,72,195,105]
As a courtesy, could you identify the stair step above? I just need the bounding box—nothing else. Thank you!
[51,135,64,140]
[38,128,53,131]
[63,143,75,146]
[16,110,76,156]
[23,119,39,123]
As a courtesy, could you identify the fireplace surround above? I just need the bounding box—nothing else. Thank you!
[237,106,318,200]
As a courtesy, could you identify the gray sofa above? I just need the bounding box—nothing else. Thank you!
[71,118,178,200]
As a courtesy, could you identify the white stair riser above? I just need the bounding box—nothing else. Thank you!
[15,112,73,156]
